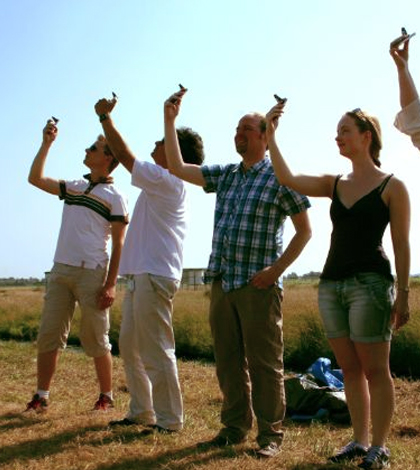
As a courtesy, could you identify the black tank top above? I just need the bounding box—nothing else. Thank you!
[320,174,393,281]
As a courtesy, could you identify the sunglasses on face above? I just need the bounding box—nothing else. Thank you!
[87,144,98,152]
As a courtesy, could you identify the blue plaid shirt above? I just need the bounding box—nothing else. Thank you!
[202,157,310,292]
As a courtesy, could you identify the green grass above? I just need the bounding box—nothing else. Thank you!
[2,281,420,377]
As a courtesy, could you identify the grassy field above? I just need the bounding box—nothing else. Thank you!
[2,280,420,469]
[2,280,420,376]
[1,340,420,470]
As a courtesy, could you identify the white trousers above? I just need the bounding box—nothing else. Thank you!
[119,273,183,430]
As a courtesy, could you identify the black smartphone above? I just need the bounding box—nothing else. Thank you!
[112,91,118,100]
[390,27,416,48]
[51,116,59,124]
[274,94,287,104]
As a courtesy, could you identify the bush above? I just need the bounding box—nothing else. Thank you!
[284,313,334,371]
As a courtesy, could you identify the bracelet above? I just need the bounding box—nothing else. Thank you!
[397,286,410,293]
[99,113,109,123]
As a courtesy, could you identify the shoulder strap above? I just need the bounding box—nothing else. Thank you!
[378,174,394,194]
[332,174,342,197]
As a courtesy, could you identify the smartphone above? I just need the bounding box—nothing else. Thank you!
[51,116,59,124]
[274,94,287,104]
[390,28,416,48]
[112,91,118,100]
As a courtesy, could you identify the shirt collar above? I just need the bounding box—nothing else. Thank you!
[236,156,269,174]
[83,173,114,184]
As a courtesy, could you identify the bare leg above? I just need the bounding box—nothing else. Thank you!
[94,351,113,393]
[37,349,60,390]
[355,342,394,447]
[329,337,370,447]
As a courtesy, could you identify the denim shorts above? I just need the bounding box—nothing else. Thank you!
[318,272,394,343]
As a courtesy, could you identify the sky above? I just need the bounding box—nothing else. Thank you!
[2,0,420,279]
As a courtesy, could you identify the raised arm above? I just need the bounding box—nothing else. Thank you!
[95,97,136,173]
[28,120,60,195]
[390,39,419,109]
[163,89,205,187]
[266,102,335,198]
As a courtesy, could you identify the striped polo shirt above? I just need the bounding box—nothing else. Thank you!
[53,174,128,269]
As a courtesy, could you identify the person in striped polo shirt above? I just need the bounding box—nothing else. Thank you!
[25,118,128,413]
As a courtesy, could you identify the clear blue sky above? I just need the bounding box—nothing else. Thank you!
[2,0,420,278]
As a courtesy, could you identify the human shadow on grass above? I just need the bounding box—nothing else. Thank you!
[289,464,354,470]
[0,420,255,470]
[0,412,44,431]
[283,416,351,429]
[95,441,255,470]
[0,423,144,466]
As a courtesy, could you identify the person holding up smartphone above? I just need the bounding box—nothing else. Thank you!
[95,92,204,433]
[164,88,311,458]
[266,100,410,469]
[390,31,420,150]
[26,119,129,413]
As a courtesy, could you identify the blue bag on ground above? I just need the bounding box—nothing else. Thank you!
[284,358,350,424]
[307,357,344,390]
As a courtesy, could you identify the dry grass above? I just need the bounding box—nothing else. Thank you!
[1,341,420,470]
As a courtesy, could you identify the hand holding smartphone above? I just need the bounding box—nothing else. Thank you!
[390,27,416,48]
[169,84,187,103]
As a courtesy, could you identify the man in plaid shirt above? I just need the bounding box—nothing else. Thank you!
[163,88,312,458]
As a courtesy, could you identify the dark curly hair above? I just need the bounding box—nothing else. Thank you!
[176,127,205,165]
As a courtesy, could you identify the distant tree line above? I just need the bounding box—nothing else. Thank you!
[1,272,323,287]
[0,277,45,286]
[284,271,321,280]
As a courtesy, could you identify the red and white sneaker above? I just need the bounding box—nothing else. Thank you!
[25,393,48,413]
[93,393,114,411]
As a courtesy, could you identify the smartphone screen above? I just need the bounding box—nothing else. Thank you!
[390,32,416,48]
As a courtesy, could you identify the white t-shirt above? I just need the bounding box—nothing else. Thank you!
[119,160,187,281]
[394,98,420,150]
[54,178,129,269]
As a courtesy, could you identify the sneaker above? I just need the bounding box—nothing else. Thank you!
[358,446,390,469]
[256,442,281,458]
[25,394,48,413]
[329,441,368,463]
[93,393,114,411]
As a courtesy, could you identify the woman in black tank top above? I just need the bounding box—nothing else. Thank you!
[265,102,410,468]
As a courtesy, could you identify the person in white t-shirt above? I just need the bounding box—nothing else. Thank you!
[26,119,128,413]
[95,96,204,432]
[390,36,420,150]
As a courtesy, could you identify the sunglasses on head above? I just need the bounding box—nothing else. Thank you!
[351,108,373,126]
